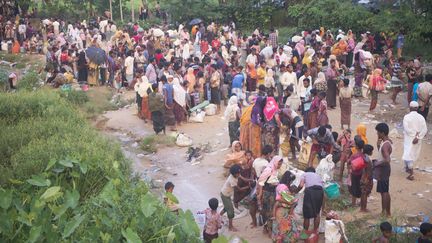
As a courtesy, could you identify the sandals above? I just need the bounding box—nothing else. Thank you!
[406,175,414,181]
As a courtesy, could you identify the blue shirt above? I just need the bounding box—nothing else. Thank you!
[232,73,244,89]
[412,83,419,102]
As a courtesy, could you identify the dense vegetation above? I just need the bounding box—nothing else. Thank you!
[0,89,200,242]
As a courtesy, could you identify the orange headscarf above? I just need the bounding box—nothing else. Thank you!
[352,123,368,154]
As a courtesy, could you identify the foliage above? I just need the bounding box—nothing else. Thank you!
[345,217,418,242]
[0,69,9,92]
[16,71,42,91]
[140,135,176,153]
[0,90,200,242]
[59,89,90,105]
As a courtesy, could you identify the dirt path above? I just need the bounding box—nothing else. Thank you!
[98,90,432,242]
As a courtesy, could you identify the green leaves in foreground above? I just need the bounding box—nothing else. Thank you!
[122,227,142,243]
[0,189,12,209]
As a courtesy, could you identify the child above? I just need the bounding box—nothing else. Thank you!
[190,84,201,108]
[201,198,223,243]
[360,144,374,212]
[373,221,392,243]
[164,182,180,213]
[337,129,353,181]
[419,222,432,243]
[220,164,242,231]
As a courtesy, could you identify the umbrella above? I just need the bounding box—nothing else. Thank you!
[291,35,303,43]
[153,28,164,37]
[85,46,106,65]
[188,18,202,26]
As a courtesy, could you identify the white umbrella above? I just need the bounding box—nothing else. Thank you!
[291,35,303,43]
[153,28,164,37]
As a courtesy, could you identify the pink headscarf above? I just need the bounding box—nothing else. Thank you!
[263,97,279,121]
[258,155,283,186]
[295,40,305,56]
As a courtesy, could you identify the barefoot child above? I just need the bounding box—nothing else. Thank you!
[360,144,374,212]
[220,164,242,231]
[201,198,223,243]
[164,182,180,213]
[373,221,392,243]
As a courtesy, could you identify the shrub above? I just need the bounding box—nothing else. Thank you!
[16,71,41,91]
[0,90,200,242]
[59,89,89,106]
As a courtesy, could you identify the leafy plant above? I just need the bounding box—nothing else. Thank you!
[60,89,90,106]
[16,71,42,91]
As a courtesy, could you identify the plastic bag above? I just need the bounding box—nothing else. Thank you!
[189,111,205,123]
[204,104,217,116]
[176,133,193,147]
[316,154,335,183]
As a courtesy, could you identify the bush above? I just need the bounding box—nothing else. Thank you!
[60,89,89,106]
[16,71,42,91]
[0,90,200,242]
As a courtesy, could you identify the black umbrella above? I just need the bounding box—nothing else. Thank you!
[188,18,203,26]
[85,46,106,65]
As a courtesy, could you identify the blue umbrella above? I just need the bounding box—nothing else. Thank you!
[188,18,203,26]
[85,46,106,65]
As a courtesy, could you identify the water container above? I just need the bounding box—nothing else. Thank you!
[324,183,340,199]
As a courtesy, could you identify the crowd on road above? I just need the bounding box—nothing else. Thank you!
[1,9,432,243]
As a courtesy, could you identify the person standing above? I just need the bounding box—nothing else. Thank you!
[325,59,339,109]
[390,58,405,105]
[145,57,157,84]
[124,50,135,87]
[396,31,404,58]
[402,101,428,181]
[339,78,353,129]
[417,75,432,121]
[295,167,324,235]
[373,123,392,217]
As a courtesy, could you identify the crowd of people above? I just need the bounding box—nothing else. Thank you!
[1,8,431,243]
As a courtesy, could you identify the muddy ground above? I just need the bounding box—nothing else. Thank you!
[96,89,432,242]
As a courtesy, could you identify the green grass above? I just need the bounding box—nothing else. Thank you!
[80,87,118,119]
[140,135,176,153]
[345,216,418,242]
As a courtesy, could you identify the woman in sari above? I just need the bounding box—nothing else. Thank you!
[317,92,329,126]
[224,141,246,168]
[368,68,387,111]
[239,96,255,152]
[135,75,152,122]
[313,72,327,93]
[339,78,353,129]
[307,88,319,129]
[258,156,284,235]
[184,67,196,92]
[148,83,166,134]
[272,171,299,243]
[250,95,266,157]
[172,78,187,126]
[262,96,281,153]
[224,96,241,145]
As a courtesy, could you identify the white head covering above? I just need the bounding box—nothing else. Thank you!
[410,101,419,108]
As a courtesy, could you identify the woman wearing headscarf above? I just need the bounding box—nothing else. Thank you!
[295,40,305,57]
[346,30,355,68]
[264,68,275,94]
[313,72,327,93]
[272,171,299,243]
[224,96,241,145]
[77,51,88,83]
[172,78,187,126]
[262,96,281,152]
[351,123,368,155]
[368,68,387,111]
[239,97,255,152]
[250,95,266,157]
[339,78,353,130]
[302,48,315,69]
[135,75,153,122]
[184,67,196,93]
[258,155,284,235]
[224,141,246,168]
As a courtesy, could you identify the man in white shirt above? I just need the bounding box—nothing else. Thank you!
[246,48,258,67]
[252,145,273,178]
[280,64,298,91]
[298,69,312,99]
[402,101,428,181]
[124,51,135,86]
[52,19,60,36]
